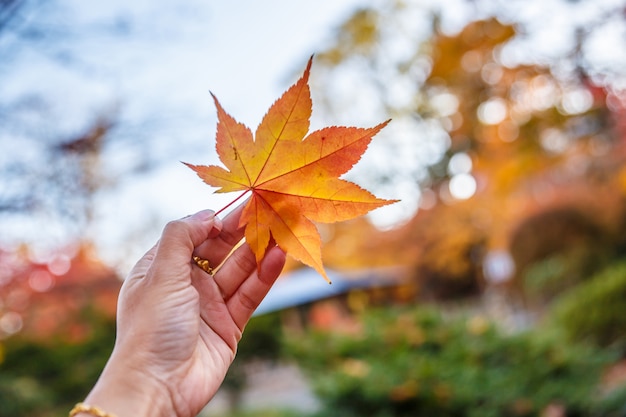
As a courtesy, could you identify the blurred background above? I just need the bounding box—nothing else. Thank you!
[2,0,626,416]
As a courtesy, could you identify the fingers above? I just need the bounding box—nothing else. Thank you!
[190,238,285,349]
[211,243,257,297]
[211,235,281,300]
[147,205,246,288]
[192,203,247,270]
[152,204,285,322]
[226,245,286,330]
[190,266,241,350]
[149,210,221,282]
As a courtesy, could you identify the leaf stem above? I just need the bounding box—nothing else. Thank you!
[216,190,250,216]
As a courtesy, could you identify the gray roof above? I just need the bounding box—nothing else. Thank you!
[254,267,399,316]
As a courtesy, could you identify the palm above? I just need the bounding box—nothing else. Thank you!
[113,207,285,417]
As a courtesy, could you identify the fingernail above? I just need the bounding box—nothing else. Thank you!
[186,210,215,223]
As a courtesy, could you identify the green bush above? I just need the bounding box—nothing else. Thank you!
[287,306,626,417]
[549,261,626,348]
[523,244,609,304]
[221,312,285,408]
[0,312,115,417]
[207,410,303,417]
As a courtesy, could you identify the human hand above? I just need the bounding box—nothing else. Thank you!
[77,207,286,417]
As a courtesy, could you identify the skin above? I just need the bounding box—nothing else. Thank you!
[76,206,286,417]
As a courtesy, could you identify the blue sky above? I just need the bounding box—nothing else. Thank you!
[2,0,625,269]
[0,0,368,267]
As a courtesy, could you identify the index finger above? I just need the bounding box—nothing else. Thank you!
[192,202,247,266]
[150,210,220,279]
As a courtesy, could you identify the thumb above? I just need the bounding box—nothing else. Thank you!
[150,210,222,280]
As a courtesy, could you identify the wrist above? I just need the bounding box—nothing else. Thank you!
[80,351,175,417]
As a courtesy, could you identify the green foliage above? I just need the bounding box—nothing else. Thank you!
[523,244,610,304]
[549,261,626,348]
[0,312,115,417]
[209,410,304,417]
[238,312,284,361]
[223,312,285,394]
[287,306,626,417]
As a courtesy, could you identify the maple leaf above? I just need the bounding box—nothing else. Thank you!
[185,57,397,282]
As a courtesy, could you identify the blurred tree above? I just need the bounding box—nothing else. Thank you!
[312,1,626,302]
[509,202,625,306]
[0,312,115,417]
[0,242,120,416]
[0,118,115,242]
[0,242,120,341]
[220,312,285,412]
[0,0,118,246]
[549,261,626,349]
[288,306,626,417]
[0,0,188,251]
[0,0,23,31]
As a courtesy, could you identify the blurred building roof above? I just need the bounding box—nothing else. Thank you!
[254,267,402,316]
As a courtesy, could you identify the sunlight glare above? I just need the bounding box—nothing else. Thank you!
[449,173,477,200]
[477,98,507,125]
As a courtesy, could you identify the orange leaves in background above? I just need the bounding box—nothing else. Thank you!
[185,57,397,282]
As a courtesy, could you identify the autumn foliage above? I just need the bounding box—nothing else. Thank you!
[185,58,397,281]
[311,14,626,303]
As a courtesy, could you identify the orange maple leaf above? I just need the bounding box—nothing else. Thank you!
[185,57,397,282]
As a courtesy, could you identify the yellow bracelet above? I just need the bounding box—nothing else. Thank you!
[69,403,118,417]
